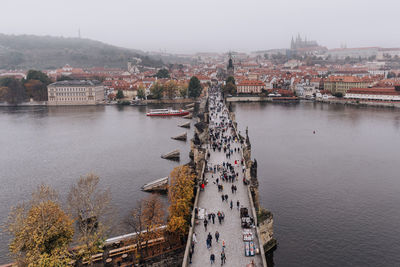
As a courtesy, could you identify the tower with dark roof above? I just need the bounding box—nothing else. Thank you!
[227,53,234,77]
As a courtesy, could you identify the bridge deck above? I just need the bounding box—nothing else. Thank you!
[190,98,262,267]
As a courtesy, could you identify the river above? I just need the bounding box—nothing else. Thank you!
[1,102,400,266]
[0,104,193,263]
[232,101,400,267]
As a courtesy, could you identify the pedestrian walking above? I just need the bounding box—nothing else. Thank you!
[204,219,208,231]
[189,248,193,264]
[215,231,220,242]
[191,240,195,253]
[193,232,197,244]
[230,200,233,210]
[237,200,240,210]
[212,213,215,224]
[210,253,215,264]
[221,251,226,265]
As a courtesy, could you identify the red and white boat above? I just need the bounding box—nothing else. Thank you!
[146,108,190,117]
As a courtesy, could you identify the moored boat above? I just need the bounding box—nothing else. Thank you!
[146,108,189,116]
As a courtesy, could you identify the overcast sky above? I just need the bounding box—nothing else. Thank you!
[1,0,399,53]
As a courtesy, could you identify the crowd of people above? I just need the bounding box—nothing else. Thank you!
[189,87,256,266]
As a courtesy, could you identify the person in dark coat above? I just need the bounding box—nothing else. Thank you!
[215,231,220,242]
[221,251,226,265]
[189,248,193,264]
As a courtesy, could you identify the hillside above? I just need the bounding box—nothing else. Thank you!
[0,34,163,69]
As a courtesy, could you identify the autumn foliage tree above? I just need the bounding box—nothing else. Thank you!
[150,82,164,100]
[222,76,237,95]
[163,80,178,99]
[6,184,74,266]
[137,87,146,100]
[178,83,188,98]
[0,77,27,104]
[223,82,237,95]
[167,165,195,237]
[23,70,51,101]
[24,79,48,101]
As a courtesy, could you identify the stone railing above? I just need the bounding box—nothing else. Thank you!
[228,110,268,267]
[181,148,207,267]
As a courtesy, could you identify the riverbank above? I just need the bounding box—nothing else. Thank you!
[316,98,400,108]
[226,96,299,103]
[0,101,47,106]
[145,98,198,104]
[226,95,400,109]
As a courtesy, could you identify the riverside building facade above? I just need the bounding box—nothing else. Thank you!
[345,86,400,101]
[47,80,105,105]
[237,80,265,94]
[323,76,371,95]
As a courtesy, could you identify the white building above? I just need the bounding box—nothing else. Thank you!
[345,87,400,101]
[327,47,380,60]
[48,80,105,105]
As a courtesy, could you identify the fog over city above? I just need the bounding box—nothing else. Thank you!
[1,0,399,53]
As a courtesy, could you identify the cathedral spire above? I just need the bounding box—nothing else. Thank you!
[291,36,295,50]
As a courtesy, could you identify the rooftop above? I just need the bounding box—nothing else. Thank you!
[49,80,101,86]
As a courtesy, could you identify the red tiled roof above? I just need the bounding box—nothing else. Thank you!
[325,76,371,83]
[237,80,265,86]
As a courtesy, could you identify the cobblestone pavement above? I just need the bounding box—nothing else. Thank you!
[190,98,262,267]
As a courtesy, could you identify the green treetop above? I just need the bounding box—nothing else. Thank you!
[188,76,202,98]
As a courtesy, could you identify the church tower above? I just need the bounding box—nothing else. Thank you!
[291,36,295,50]
[227,53,234,77]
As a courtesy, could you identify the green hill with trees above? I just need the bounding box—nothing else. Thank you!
[0,34,163,69]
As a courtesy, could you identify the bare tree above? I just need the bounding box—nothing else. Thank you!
[67,173,111,265]
[126,194,165,262]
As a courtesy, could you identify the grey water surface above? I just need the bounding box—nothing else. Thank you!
[233,101,400,267]
[0,104,192,263]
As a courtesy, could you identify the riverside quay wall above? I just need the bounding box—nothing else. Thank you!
[228,103,277,256]
[226,95,299,103]
[316,98,400,109]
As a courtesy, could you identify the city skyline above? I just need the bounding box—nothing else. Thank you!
[1,0,400,53]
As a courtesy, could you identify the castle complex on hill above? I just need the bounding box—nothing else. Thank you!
[290,34,319,50]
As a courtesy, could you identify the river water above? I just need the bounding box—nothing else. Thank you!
[1,102,400,266]
[0,104,193,263]
[232,101,400,267]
